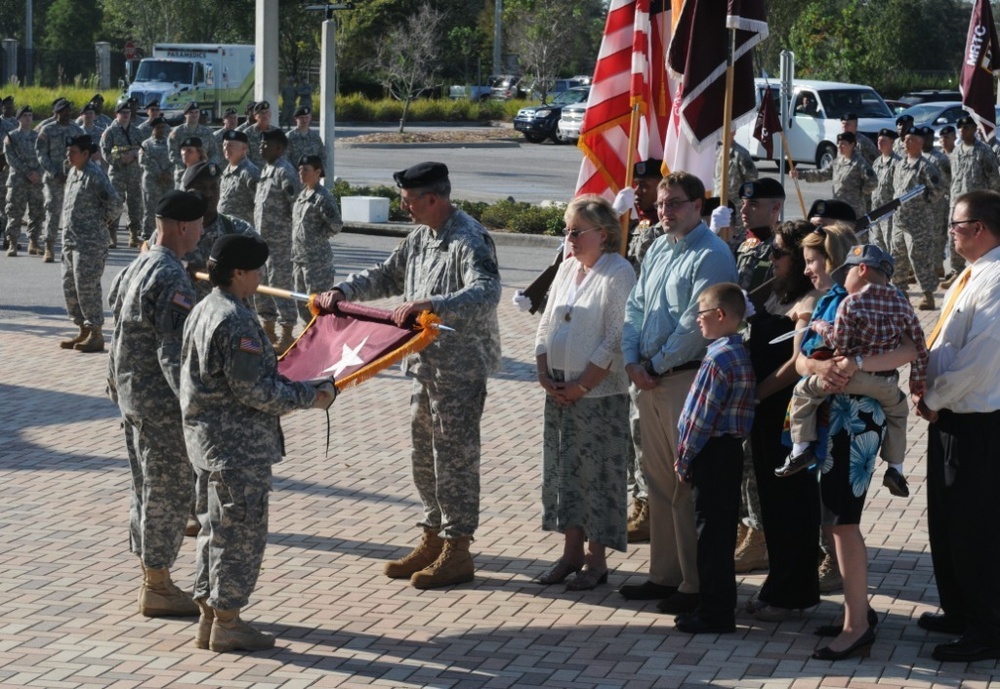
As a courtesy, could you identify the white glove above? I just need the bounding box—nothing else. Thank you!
[313,381,337,410]
[512,290,532,312]
[710,206,733,235]
[612,187,636,216]
[742,290,756,319]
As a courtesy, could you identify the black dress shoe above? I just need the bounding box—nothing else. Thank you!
[812,625,875,660]
[619,580,677,601]
[674,612,736,634]
[918,612,966,635]
[656,591,700,615]
[932,637,1000,662]
[814,608,879,637]
[882,468,910,498]
[775,448,818,477]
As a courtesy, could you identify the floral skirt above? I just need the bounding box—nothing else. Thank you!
[818,394,887,526]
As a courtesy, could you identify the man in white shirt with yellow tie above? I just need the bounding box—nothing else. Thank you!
[913,189,1000,663]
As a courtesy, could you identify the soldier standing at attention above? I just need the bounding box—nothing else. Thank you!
[841,113,878,164]
[714,136,758,249]
[254,129,300,351]
[291,154,342,324]
[297,80,313,112]
[107,190,207,620]
[792,132,877,221]
[315,162,502,589]
[939,125,957,155]
[102,101,144,247]
[870,128,902,253]
[76,93,113,129]
[139,116,174,241]
[243,101,278,169]
[0,99,17,248]
[237,101,257,132]
[921,126,952,279]
[0,95,16,128]
[280,77,297,127]
[213,107,240,149]
[57,135,123,352]
[137,101,167,142]
[218,129,259,225]
[4,106,44,257]
[285,107,325,174]
[169,102,220,186]
[35,98,84,263]
[180,233,334,652]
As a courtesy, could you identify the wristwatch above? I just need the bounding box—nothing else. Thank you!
[854,355,864,371]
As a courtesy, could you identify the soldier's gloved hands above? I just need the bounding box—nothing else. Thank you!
[512,290,532,312]
[612,187,635,216]
[314,289,345,314]
[313,381,337,409]
[710,206,732,234]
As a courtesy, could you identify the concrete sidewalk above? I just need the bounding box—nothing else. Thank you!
[0,231,994,688]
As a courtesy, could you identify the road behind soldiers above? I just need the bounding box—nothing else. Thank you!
[0,223,989,686]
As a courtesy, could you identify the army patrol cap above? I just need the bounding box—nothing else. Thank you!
[149,116,167,127]
[253,100,271,114]
[294,106,311,118]
[179,136,203,149]
[156,189,208,221]
[633,158,663,180]
[840,112,858,122]
[836,131,856,144]
[393,161,449,189]
[210,233,269,271]
[52,98,71,113]
[831,244,895,285]
[183,101,200,114]
[223,129,249,144]
[15,105,32,119]
[181,161,221,189]
[739,178,785,200]
[957,115,976,128]
[877,128,898,140]
[297,154,324,172]
[66,134,98,153]
[114,101,131,114]
[808,199,856,222]
[223,107,238,117]
[261,128,287,146]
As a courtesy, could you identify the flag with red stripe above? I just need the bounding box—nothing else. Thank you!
[752,84,782,159]
[960,0,1000,141]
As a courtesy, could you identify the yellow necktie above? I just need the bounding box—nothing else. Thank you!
[926,268,972,348]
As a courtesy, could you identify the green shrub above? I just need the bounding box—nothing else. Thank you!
[454,200,489,221]
[371,99,403,122]
[507,204,565,235]
[3,86,121,120]
[335,93,370,122]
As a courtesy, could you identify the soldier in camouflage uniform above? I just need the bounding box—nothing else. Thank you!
[869,128,901,252]
[168,102,220,186]
[4,106,44,257]
[291,154,342,324]
[285,107,325,173]
[137,101,168,142]
[180,233,333,652]
[76,93,113,130]
[237,102,257,133]
[793,132,877,220]
[243,101,279,169]
[139,117,175,240]
[893,115,913,157]
[102,102,145,247]
[107,190,207,620]
[218,129,259,225]
[254,129,301,351]
[920,126,951,277]
[280,78,297,127]
[35,98,84,262]
[889,127,942,310]
[213,108,239,149]
[939,124,956,155]
[0,99,16,249]
[57,135,123,352]
[315,161,502,590]
[714,138,758,249]
[0,95,15,127]
[841,113,878,164]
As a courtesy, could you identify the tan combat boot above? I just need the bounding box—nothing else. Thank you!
[194,598,214,649]
[734,526,769,573]
[626,499,650,543]
[59,326,89,349]
[74,328,105,353]
[209,608,275,652]
[384,529,444,579]
[43,241,54,263]
[27,238,42,255]
[410,536,475,589]
[818,551,843,593]
[6,243,17,257]
[108,222,118,248]
[262,320,278,345]
[918,291,936,311]
[139,566,199,617]
[127,225,141,248]
[274,324,294,354]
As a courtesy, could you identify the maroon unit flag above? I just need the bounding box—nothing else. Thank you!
[752,85,782,159]
[960,0,1000,140]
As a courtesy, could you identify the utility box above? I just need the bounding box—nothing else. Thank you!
[342,196,389,223]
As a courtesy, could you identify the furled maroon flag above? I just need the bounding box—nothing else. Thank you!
[752,85,782,159]
[960,0,1000,140]
[278,301,440,390]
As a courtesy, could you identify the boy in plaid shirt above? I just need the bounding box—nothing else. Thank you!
[674,283,756,634]
[777,244,929,497]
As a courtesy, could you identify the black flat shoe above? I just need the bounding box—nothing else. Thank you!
[536,559,581,585]
[932,636,1000,662]
[565,567,608,591]
[656,591,700,615]
[619,580,678,601]
[775,448,818,477]
[814,608,879,637]
[812,626,875,661]
[918,611,966,635]
[882,468,910,498]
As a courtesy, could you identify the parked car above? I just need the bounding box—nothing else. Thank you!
[490,74,528,100]
[514,86,590,143]
[734,79,897,168]
[529,78,585,101]
[899,90,962,106]
[448,84,492,101]
[897,101,968,137]
[557,101,587,143]
[884,99,909,116]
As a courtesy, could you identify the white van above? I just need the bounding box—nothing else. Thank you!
[734,79,897,169]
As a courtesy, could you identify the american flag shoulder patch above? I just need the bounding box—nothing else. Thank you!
[170,291,193,310]
[238,337,262,354]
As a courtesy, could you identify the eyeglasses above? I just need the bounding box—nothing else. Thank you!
[697,307,723,318]
[949,218,980,231]
[563,226,600,238]
[770,246,791,259]
[656,198,693,211]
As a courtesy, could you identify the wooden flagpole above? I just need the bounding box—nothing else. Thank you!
[779,133,807,217]
[718,27,736,244]
[620,103,641,256]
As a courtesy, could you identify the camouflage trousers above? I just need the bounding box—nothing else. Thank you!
[256,235,298,326]
[61,246,107,327]
[891,215,939,293]
[43,179,65,243]
[0,167,8,238]
[947,199,967,274]
[124,414,193,569]
[110,164,142,228]
[141,178,173,239]
[626,384,647,502]
[292,261,336,325]
[931,197,949,275]
[739,439,763,531]
[192,464,271,611]
[5,178,44,244]
[865,218,891,254]
[410,376,487,538]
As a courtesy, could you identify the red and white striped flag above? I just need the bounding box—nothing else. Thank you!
[575,0,672,200]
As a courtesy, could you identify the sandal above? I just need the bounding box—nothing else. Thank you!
[565,567,609,591]
[536,559,582,585]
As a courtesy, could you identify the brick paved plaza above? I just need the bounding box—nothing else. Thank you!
[1,229,997,688]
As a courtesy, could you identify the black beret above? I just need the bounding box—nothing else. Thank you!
[253,100,271,113]
[294,106,311,117]
[877,128,898,139]
[297,154,324,170]
[808,199,856,222]
[210,234,269,271]
[149,116,167,127]
[181,161,221,189]
[52,98,71,113]
[183,101,200,114]
[261,128,287,146]
[223,129,249,144]
[837,131,856,144]
[223,107,238,117]
[739,178,786,200]
[957,115,976,128]
[126,96,138,105]
[66,134,97,152]
[2,95,13,104]
[896,114,914,126]
[145,99,160,109]
[840,112,858,122]
[393,161,449,189]
[904,126,923,138]
[82,102,97,113]
[15,105,32,118]
[919,126,935,139]
[114,101,130,114]
[245,101,257,113]
[156,190,208,221]
[179,137,203,149]
[939,125,956,136]
[91,93,105,102]
[633,158,663,179]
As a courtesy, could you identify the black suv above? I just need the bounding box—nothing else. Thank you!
[513,87,590,144]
